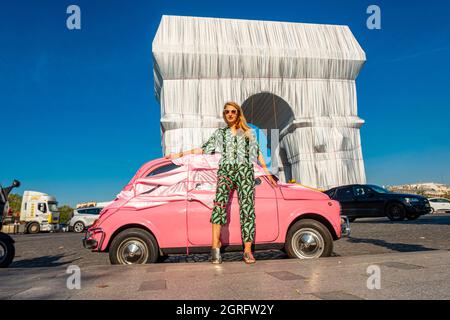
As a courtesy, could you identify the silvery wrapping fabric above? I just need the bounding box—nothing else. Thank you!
[115,153,316,210]
[152,15,366,190]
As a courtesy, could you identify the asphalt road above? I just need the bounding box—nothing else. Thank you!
[7,213,450,268]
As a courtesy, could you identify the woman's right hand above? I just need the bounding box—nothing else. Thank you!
[164,152,181,160]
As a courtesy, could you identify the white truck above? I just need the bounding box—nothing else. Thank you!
[20,191,60,233]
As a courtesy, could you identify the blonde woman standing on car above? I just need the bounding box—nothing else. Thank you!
[166,102,276,264]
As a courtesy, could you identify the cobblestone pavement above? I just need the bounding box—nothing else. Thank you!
[2,250,450,300]
[7,213,450,268]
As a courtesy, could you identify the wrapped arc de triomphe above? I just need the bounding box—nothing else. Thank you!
[152,15,366,190]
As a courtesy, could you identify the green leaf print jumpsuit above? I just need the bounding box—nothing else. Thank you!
[201,127,261,243]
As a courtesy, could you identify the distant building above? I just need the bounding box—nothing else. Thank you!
[389,183,450,197]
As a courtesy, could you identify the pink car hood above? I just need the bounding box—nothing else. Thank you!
[107,154,327,211]
[278,184,329,200]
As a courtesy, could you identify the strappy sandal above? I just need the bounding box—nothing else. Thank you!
[243,252,256,264]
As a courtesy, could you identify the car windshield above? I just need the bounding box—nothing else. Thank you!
[369,185,390,194]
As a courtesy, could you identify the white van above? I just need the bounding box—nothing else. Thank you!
[69,201,111,233]
[20,191,60,233]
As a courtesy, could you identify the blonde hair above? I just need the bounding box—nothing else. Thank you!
[222,101,256,141]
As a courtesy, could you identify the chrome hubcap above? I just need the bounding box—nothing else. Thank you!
[292,228,324,259]
[118,239,148,264]
[74,223,83,232]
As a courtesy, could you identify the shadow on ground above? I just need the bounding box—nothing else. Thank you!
[352,214,450,226]
[10,253,81,268]
[162,250,289,263]
[344,237,437,253]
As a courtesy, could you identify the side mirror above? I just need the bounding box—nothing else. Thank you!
[12,180,21,188]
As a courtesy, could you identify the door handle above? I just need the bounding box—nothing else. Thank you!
[187,197,193,201]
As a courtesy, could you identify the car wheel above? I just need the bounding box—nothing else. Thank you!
[27,222,40,234]
[348,217,357,223]
[406,213,420,220]
[386,203,406,221]
[285,219,333,259]
[430,207,435,214]
[73,221,85,233]
[109,228,159,265]
[0,239,15,268]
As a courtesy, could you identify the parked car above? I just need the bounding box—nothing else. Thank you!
[428,197,450,213]
[83,154,350,265]
[324,184,432,222]
[69,202,111,233]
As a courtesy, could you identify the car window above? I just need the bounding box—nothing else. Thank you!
[86,208,100,215]
[77,209,87,214]
[324,189,335,197]
[353,186,371,197]
[146,163,181,177]
[336,187,353,200]
[38,203,47,213]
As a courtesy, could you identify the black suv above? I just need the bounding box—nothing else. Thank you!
[324,184,431,222]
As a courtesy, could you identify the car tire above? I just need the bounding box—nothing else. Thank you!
[109,228,159,265]
[0,239,15,268]
[73,221,85,233]
[27,222,40,234]
[430,207,435,214]
[285,219,333,259]
[386,203,406,221]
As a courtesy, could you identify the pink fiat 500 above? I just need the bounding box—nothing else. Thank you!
[83,154,350,265]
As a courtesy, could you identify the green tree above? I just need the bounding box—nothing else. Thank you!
[58,205,74,224]
[7,193,22,216]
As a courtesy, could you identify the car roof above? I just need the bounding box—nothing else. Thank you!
[329,184,360,190]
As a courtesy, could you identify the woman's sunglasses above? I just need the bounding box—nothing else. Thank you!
[223,109,238,115]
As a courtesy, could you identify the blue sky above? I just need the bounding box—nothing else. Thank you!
[1,0,449,206]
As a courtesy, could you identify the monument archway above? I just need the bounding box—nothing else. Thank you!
[241,92,295,182]
[152,15,367,189]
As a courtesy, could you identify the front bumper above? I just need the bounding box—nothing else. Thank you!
[82,227,105,251]
[340,216,351,237]
[405,202,432,215]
